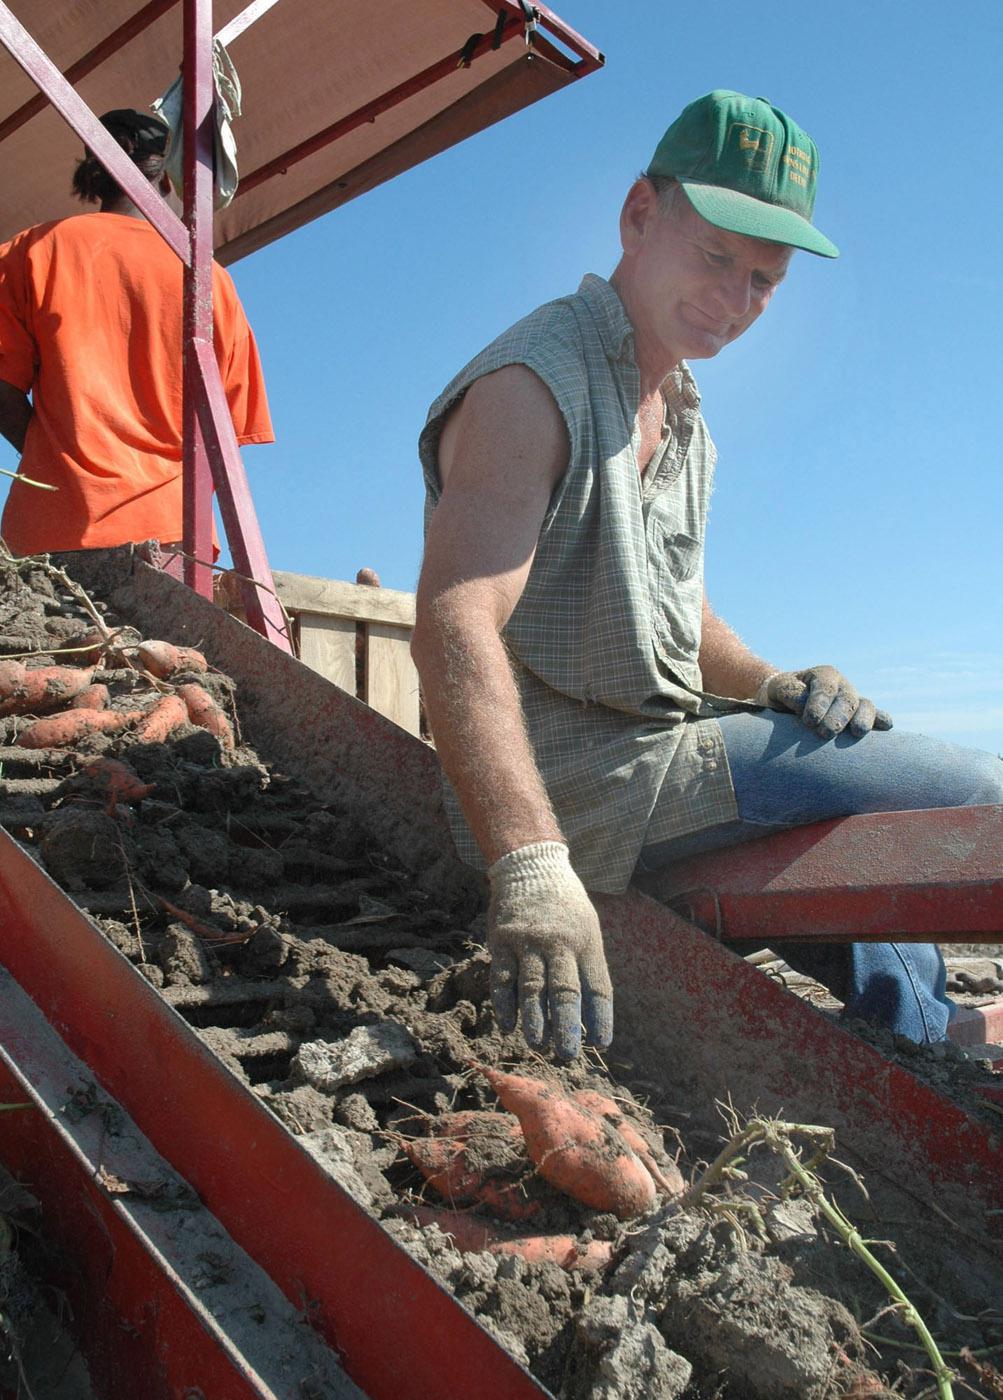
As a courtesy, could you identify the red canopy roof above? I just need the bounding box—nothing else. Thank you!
[0,0,602,264]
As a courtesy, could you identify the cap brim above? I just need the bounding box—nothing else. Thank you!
[679,180,839,259]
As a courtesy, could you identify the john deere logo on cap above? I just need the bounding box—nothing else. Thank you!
[728,122,773,173]
[782,142,815,188]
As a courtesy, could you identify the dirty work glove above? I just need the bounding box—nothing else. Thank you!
[487,841,613,1061]
[756,665,893,740]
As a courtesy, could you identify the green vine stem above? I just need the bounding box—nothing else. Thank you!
[680,1115,955,1400]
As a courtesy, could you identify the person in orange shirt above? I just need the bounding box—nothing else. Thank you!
[0,108,273,557]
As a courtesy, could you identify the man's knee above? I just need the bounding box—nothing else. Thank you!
[931,742,1003,807]
[853,729,1003,812]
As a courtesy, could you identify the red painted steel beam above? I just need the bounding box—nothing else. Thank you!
[179,1,290,650]
[0,3,189,261]
[0,972,358,1400]
[192,340,293,649]
[0,0,179,144]
[0,831,550,1400]
[181,0,216,601]
[594,886,1003,1236]
[640,805,1003,942]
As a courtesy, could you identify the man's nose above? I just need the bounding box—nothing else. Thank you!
[713,269,752,318]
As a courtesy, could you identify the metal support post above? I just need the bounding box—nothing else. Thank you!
[181,0,216,600]
[180,0,292,649]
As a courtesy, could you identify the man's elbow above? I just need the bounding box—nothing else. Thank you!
[410,590,498,678]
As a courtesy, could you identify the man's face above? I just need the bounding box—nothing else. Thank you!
[626,186,794,365]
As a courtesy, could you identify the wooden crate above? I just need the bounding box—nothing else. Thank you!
[218,569,422,736]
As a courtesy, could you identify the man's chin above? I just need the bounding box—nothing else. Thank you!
[678,334,727,361]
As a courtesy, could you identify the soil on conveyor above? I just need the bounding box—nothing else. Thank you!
[0,550,1001,1400]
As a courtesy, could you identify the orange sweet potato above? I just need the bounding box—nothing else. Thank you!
[404,1134,540,1222]
[474,1064,656,1220]
[131,694,188,744]
[137,640,208,679]
[19,708,139,749]
[77,757,155,806]
[177,682,234,749]
[404,1205,612,1274]
[61,626,109,664]
[426,1110,523,1142]
[0,665,96,716]
[0,659,26,697]
[70,683,110,711]
[403,1203,500,1253]
[490,1236,613,1274]
[573,1089,684,1198]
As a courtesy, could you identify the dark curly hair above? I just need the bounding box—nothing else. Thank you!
[72,109,168,205]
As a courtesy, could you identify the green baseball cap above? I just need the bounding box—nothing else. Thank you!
[647,90,838,258]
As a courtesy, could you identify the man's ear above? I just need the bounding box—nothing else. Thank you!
[619,179,656,255]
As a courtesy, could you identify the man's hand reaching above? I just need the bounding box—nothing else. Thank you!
[487,841,613,1061]
[756,665,892,739]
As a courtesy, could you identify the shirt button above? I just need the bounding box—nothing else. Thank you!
[704,760,718,771]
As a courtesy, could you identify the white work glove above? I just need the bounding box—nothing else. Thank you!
[487,841,613,1061]
[756,665,893,739]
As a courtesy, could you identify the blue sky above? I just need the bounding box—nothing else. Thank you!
[3,2,1001,752]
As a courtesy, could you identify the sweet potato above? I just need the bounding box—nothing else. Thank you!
[0,665,96,716]
[19,708,139,749]
[131,694,188,744]
[573,1089,684,1198]
[177,682,234,749]
[77,757,155,806]
[404,1205,612,1274]
[474,1064,656,1220]
[137,640,208,679]
[403,1203,501,1253]
[61,626,108,664]
[490,1236,613,1274]
[0,659,26,698]
[70,683,110,711]
[426,1110,523,1142]
[405,1135,540,1223]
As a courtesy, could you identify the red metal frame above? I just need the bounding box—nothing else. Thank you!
[642,805,1003,942]
[0,972,354,1400]
[0,831,550,1400]
[181,0,216,602]
[0,1,293,652]
[595,884,1002,1229]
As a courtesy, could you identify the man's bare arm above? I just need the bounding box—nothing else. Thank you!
[0,380,31,455]
[698,593,774,699]
[412,365,568,863]
[412,365,613,1058]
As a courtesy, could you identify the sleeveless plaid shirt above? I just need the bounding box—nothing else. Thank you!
[420,275,749,893]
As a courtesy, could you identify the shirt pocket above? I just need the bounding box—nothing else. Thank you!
[662,529,701,583]
[647,512,705,672]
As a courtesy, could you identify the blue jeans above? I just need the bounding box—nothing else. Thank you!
[638,713,1003,1043]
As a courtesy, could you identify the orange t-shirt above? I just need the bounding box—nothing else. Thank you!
[0,212,273,554]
